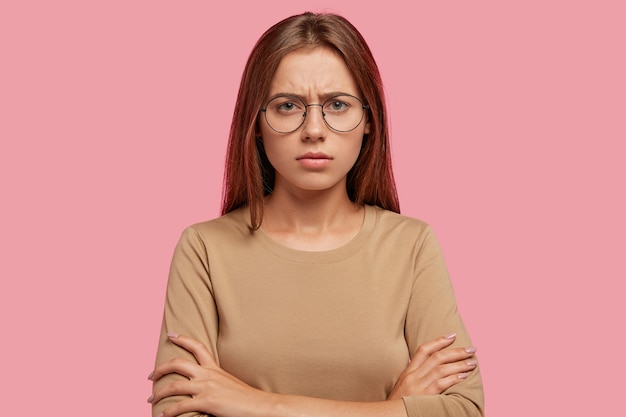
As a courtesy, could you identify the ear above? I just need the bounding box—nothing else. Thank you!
[364,119,371,135]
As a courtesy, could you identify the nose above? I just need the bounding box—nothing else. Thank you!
[301,104,327,141]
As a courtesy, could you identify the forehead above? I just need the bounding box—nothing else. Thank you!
[268,46,360,98]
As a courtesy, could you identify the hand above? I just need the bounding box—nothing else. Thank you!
[148,333,269,417]
[387,333,477,400]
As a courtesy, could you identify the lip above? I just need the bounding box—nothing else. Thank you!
[296,152,332,160]
[296,152,332,169]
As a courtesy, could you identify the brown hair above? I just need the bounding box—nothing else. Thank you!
[221,12,400,230]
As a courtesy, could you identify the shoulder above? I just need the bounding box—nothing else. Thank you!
[367,205,443,256]
[177,207,250,248]
[371,205,432,236]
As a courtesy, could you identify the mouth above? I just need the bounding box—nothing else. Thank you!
[296,152,332,169]
[296,152,332,160]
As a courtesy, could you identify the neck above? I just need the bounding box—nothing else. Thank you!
[261,182,364,251]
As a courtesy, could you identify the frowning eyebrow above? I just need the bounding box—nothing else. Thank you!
[267,91,360,102]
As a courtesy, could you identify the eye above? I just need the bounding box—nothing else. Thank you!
[278,102,295,111]
[324,99,350,113]
[272,97,304,115]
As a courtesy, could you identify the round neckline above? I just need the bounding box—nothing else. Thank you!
[249,204,377,264]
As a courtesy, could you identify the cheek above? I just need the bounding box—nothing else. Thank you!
[261,138,290,170]
[345,137,365,168]
[258,123,279,160]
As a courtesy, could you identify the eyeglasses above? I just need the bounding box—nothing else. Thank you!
[260,94,369,133]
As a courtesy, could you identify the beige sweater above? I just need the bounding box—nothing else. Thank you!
[153,205,484,416]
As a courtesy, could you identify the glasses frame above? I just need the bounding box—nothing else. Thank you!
[260,94,370,134]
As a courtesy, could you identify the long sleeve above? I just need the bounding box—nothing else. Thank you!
[402,228,484,417]
[150,207,484,417]
[152,227,218,417]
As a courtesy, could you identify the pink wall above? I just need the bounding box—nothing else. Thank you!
[2,1,624,415]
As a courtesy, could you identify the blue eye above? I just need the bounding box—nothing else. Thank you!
[277,102,297,112]
[325,100,349,113]
[271,97,306,115]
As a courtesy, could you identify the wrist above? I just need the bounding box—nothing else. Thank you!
[259,391,293,417]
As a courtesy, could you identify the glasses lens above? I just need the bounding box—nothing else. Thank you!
[322,95,366,132]
[264,96,306,133]
[263,95,366,133]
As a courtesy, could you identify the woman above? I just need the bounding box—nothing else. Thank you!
[149,12,484,417]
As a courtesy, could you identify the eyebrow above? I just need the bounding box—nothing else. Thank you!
[267,91,359,102]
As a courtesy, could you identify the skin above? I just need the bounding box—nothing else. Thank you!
[149,47,478,416]
[149,334,477,417]
[258,47,370,251]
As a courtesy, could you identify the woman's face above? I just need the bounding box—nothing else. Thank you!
[258,46,370,197]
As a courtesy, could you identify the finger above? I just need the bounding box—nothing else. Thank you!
[166,333,215,367]
[421,356,479,385]
[150,379,200,405]
[423,346,477,368]
[151,357,199,382]
[403,345,477,385]
[424,371,473,395]
[409,333,457,369]
[414,346,477,378]
[434,357,478,377]
[162,397,211,417]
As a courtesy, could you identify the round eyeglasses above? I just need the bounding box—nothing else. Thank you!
[260,94,369,133]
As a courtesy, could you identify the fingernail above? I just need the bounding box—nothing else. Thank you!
[167,332,179,338]
[445,332,457,339]
[147,394,154,403]
[466,359,478,366]
[464,346,477,354]
[147,371,154,380]
[458,372,469,379]
[157,414,163,417]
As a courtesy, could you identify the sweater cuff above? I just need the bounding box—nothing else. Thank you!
[402,395,441,417]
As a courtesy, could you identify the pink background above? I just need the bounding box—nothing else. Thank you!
[1,1,624,415]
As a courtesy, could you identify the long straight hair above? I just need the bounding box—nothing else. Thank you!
[221,12,400,230]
